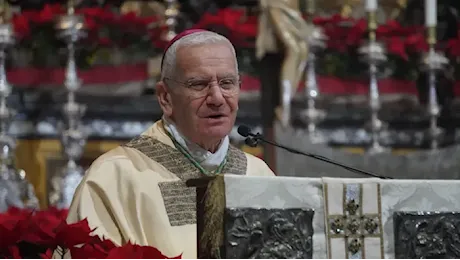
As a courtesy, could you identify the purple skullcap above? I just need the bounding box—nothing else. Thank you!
[160,29,209,70]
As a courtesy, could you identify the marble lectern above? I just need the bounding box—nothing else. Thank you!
[187,175,325,258]
[187,175,460,259]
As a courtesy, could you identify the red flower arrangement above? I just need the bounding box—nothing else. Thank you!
[193,8,460,81]
[0,207,181,259]
[12,4,165,48]
[8,3,167,69]
[192,8,257,48]
[4,4,460,83]
[193,8,458,57]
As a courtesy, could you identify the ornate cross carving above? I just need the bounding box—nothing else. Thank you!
[325,183,384,258]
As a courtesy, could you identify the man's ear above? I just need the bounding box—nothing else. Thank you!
[156,81,173,117]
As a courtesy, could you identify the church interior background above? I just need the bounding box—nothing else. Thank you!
[1,0,460,258]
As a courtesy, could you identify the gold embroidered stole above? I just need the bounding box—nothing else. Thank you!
[122,135,247,226]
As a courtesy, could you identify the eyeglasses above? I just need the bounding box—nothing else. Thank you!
[164,76,241,97]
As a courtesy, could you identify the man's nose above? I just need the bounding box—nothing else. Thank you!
[205,84,225,106]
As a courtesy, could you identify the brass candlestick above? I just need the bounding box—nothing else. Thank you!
[358,10,389,154]
[420,26,448,149]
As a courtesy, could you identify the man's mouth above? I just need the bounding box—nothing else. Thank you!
[206,114,225,119]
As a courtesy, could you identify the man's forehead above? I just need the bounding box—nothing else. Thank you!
[185,72,239,81]
[177,42,233,56]
[179,68,238,81]
[176,44,236,66]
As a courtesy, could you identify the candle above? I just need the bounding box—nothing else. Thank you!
[307,0,315,15]
[366,0,377,11]
[425,0,437,26]
[67,0,75,15]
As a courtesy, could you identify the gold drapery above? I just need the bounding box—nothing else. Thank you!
[200,175,226,258]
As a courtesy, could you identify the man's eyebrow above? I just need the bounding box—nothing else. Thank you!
[184,74,238,82]
[185,76,210,82]
[218,73,239,79]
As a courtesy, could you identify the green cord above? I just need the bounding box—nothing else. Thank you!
[166,130,227,176]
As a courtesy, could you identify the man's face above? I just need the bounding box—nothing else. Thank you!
[159,43,239,147]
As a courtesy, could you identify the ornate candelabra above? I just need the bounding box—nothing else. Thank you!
[420,26,448,149]
[49,0,88,209]
[300,0,327,143]
[358,9,389,154]
[0,1,38,212]
[163,0,179,41]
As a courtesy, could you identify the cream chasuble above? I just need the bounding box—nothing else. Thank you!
[65,120,275,258]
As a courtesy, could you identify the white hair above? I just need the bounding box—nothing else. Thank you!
[160,31,238,81]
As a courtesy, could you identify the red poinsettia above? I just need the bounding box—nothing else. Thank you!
[346,19,367,46]
[106,242,182,259]
[386,36,408,60]
[21,213,61,246]
[0,210,27,250]
[313,14,355,52]
[22,3,65,24]
[11,4,166,49]
[405,33,429,53]
[447,27,460,57]
[193,8,257,47]
[376,20,420,38]
[69,236,117,259]
[0,207,181,259]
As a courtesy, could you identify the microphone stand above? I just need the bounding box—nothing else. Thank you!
[245,133,392,179]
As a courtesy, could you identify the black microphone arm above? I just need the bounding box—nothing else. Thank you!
[237,126,391,179]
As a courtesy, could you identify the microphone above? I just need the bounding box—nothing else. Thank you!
[237,125,252,137]
[237,125,392,179]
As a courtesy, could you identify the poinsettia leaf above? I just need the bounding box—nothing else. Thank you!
[8,246,22,259]
[105,242,144,259]
[70,243,108,259]
[0,217,25,248]
[55,218,93,248]
[39,248,53,259]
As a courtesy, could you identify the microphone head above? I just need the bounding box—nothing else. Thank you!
[245,137,259,147]
[237,125,251,137]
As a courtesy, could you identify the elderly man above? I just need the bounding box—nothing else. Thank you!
[65,29,275,258]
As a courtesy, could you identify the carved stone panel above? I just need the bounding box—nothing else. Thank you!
[393,211,460,259]
[224,208,314,259]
